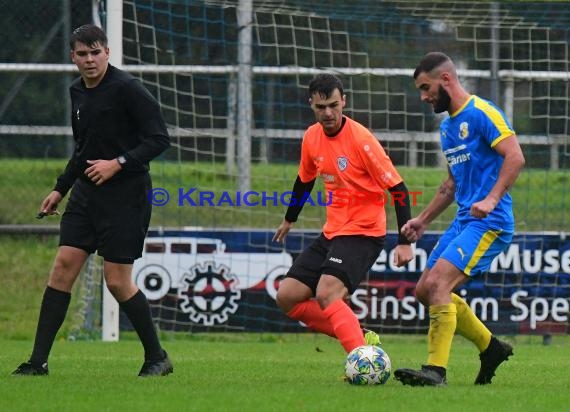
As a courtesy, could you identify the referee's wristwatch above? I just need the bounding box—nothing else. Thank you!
[116,155,127,168]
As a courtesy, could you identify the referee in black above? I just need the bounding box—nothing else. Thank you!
[13,24,172,377]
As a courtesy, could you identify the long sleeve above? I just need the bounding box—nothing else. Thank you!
[52,154,79,198]
[121,78,171,170]
[284,175,316,223]
[388,181,412,245]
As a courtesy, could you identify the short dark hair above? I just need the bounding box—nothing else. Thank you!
[413,52,451,79]
[70,24,108,50]
[308,74,344,99]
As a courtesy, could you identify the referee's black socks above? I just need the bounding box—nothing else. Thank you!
[120,290,164,361]
[30,286,71,365]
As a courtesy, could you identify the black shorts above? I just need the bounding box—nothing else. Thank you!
[59,174,152,264]
[287,233,385,294]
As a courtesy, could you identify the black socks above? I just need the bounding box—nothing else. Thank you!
[30,286,71,364]
[119,290,164,361]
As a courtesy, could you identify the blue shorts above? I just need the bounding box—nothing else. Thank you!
[426,219,513,277]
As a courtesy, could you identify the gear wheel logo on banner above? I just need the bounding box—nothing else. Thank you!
[178,262,241,326]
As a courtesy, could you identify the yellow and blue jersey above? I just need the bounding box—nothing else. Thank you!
[440,95,515,232]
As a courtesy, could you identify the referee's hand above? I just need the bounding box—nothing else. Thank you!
[37,191,62,218]
[85,159,122,186]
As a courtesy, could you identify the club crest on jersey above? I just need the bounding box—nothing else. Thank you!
[459,122,469,139]
[337,156,348,171]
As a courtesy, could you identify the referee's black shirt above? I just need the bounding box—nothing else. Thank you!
[54,64,170,196]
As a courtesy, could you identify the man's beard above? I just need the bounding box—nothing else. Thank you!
[434,85,451,113]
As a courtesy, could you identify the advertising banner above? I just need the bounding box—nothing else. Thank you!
[127,230,570,335]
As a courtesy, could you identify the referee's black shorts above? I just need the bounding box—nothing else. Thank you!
[59,173,152,264]
[286,233,385,294]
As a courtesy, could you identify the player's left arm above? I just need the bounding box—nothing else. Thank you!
[121,78,171,167]
[388,181,414,267]
[85,80,170,185]
[358,134,413,267]
[470,135,525,218]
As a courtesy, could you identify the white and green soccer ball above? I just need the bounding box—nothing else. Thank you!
[345,345,391,385]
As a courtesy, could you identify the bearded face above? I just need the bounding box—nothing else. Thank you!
[434,85,451,113]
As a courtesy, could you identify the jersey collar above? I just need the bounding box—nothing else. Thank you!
[450,95,474,118]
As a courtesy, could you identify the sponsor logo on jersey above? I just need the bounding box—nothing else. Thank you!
[443,144,471,167]
[320,173,335,183]
[446,152,471,167]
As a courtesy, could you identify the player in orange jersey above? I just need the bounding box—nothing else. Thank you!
[273,73,414,353]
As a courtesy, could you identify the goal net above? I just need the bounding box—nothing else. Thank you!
[66,0,569,338]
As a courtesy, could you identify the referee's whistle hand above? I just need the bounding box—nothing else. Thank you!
[38,191,62,217]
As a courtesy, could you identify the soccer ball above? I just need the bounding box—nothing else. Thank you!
[344,345,391,385]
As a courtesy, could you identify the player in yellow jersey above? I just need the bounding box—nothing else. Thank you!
[394,52,525,386]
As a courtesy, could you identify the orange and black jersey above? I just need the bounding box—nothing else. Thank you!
[294,116,404,239]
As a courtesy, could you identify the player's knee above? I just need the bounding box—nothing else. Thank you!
[276,277,313,313]
[48,259,80,290]
[315,275,347,309]
[414,285,429,306]
[415,275,444,305]
[315,294,334,309]
[276,288,296,313]
[104,277,135,300]
[105,280,121,297]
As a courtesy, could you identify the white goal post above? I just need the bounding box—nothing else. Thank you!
[101,0,123,342]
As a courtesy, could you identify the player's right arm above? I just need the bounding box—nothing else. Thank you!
[39,191,63,217]
[401,167,455,243]
[274,132,317,243]
[273,175,316,243]
[44,143,80,217]
[273,220,293,244]
[53,157,79,198]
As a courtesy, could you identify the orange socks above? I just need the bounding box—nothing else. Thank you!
[287,299,365,353]
[322,299,365,353]
[287,300,335,337]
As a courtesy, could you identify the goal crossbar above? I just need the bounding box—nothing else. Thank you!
[1,63,570,80]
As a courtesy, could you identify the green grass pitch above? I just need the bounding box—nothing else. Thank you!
[2,334,570,412]
[1,159,569,411]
